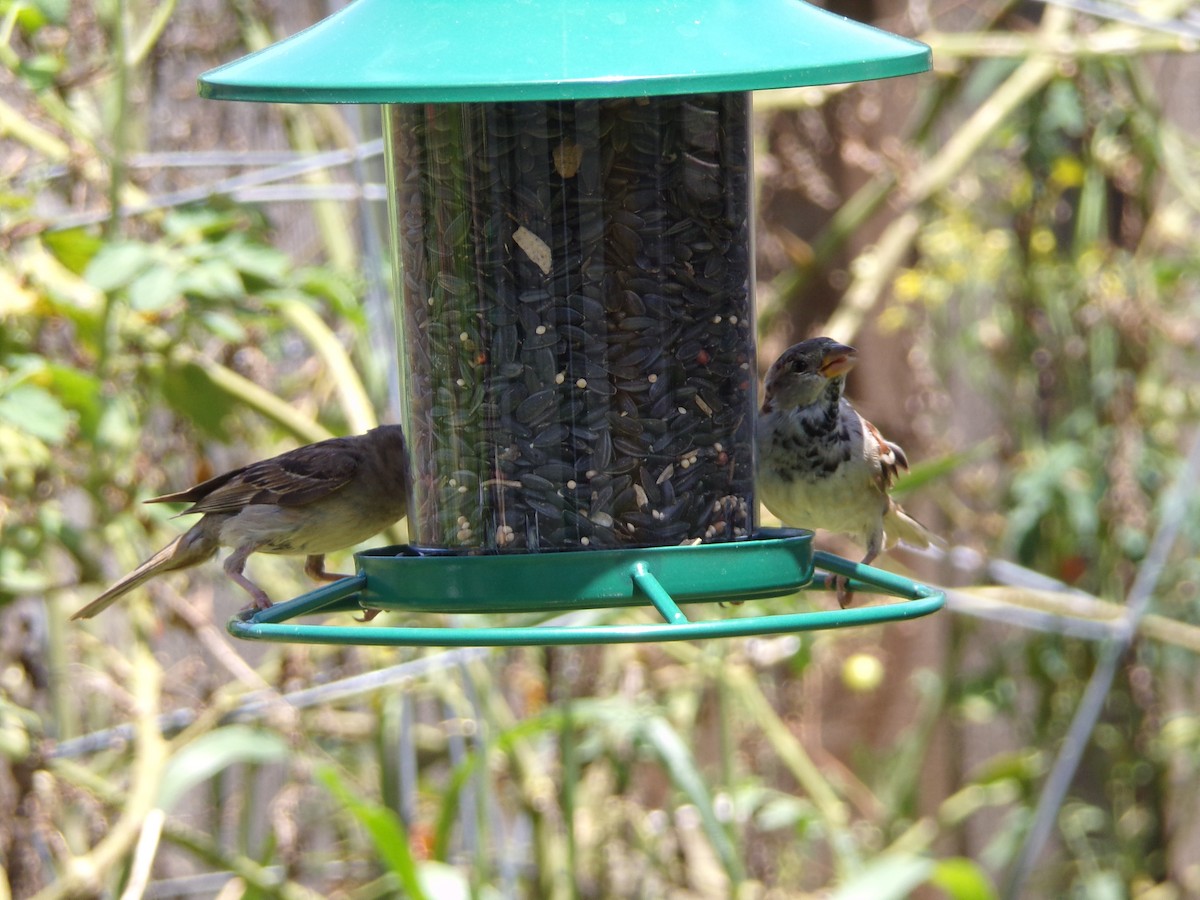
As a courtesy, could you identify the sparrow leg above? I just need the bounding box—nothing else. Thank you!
[304,554,352,582]
[224,545,273,611]
[305,553,383,622]
[836,530,885,608]
[834,576,852,608]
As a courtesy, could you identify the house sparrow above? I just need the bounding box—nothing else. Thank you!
[72,424,409,620]
[757,338,932,606]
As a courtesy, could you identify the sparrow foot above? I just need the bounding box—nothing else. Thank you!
[305,554,353,583]
[833,575,854,608]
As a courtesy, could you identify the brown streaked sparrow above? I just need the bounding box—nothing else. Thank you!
[757,338,932,606]
[72,424,408,620]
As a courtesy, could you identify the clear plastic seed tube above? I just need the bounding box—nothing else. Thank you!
[386,93,756,551]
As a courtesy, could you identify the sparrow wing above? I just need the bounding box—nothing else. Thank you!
[861,415,909,492]
[147,436,364,514]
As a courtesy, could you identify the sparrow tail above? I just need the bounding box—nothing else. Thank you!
[72,519,220,620]
[884,502,935,550]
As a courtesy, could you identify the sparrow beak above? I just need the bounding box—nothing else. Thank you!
[819,344,858,378]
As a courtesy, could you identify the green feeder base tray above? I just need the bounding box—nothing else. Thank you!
[226,528,943,646]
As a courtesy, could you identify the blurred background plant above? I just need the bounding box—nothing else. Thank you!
[2,1,1199,898]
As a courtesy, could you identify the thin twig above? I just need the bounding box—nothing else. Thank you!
[50,645,492,759]
[47,141,384,231]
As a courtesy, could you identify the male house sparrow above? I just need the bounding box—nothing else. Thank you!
[72,424,409,620]
[757,338,932,606]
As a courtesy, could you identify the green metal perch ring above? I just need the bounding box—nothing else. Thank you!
[227,528,943,646]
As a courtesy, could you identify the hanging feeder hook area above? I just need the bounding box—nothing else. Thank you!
[227,528,944,647]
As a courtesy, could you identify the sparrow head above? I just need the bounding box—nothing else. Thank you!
[369,424,411,490]
[371,423,408,457]
[762,337,857,411]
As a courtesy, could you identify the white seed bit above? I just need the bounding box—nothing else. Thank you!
[647,374,658,383]
[456,378,466,387]
[576,378,587,389]
[459,331,470,342]
[566,479,577,490]
[513,225,552,275]
[555,372,565,384]
[714,442,724,452]
[580,536,590,546]
[678,406,688,415]
[634,484,649,509]
[712,315,722,324]
[535,325,547,335]
[458,485,468,494]
[729,315,738,324]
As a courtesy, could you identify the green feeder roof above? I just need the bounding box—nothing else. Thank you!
[198,0,930,104]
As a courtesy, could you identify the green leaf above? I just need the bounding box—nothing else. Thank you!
[200,311,249,344]
[968,749,1044,787]
[0,384,71,443]
[178,258,245,301]
[929,857,997,900]
[831,854,933,900]
[318,765,430,900]
[158,726,289,812]
[893,439,996,497]
[413,862,471,900]
[162,361,235,440]
[225,239,290,288]
[41,228,103,276]
[19,53,62,90]
[34,0,70,24]
[296,266,361,315]
[11,4,47,32]
[44,365,102,437]
[0,545,53,594]
[85,241,156,292]
[164,206,244,241]
[754,794,815,832]
[1075,871,1124,900]
[127,266,179,312]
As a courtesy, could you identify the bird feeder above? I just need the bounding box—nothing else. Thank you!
[199,0,944,645]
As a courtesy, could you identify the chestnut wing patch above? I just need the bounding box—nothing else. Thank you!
[862,417,909,492]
